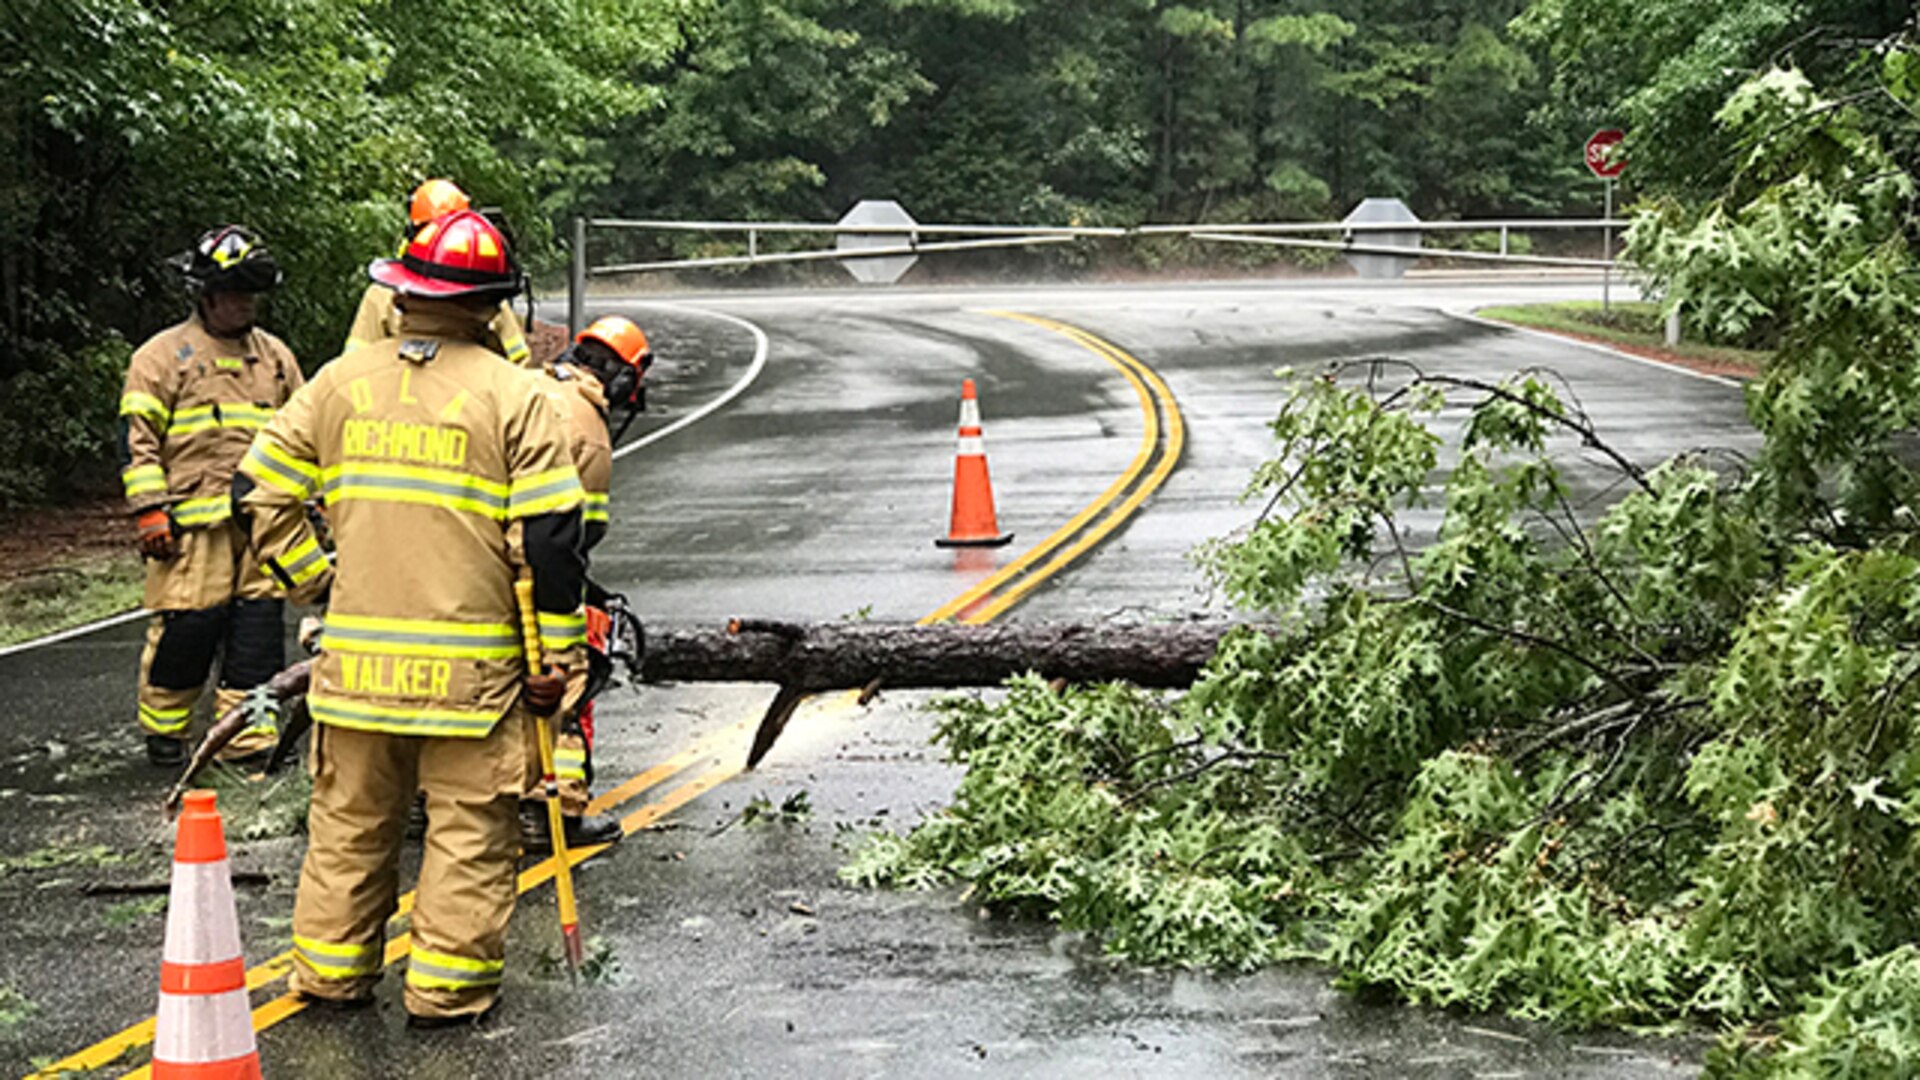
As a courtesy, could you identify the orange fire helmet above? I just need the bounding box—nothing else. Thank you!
[367,210,522,302]
[408,179,471,227]
[577,316,653,371]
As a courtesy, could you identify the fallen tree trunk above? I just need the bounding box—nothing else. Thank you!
[641,620,1245,765]
[169,621,1246,788]
[642,619,1239,691]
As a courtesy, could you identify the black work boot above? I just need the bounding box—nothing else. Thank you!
[520,803,623,856]
[146,735,185,767]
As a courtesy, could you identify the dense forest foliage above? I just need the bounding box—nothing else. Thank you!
[1,0,1907,502]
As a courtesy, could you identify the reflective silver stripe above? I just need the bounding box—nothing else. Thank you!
[323,473,509,517]
[506,472,584,518]
[139,702,191,734]
[172,496,231,527]
[308,693,500,738]
[169,403,272,437]
[538,611,586,652]
[244,443,319,497]
[405,948,503,990]
[275,540,330,586]
[320,622,520,659]
[121,392,170,423]
[294,935,381,979]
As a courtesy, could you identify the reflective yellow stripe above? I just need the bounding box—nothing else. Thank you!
[293,935,382,979]
[138,702,191,735]
[171,495,231,528]
[344,335,371,352]
[538,610,586,653]
[214,357,245,371]
[122,464,167,499]
[308,692,501,738]
[167,402,273,438]
[243,439,320,498]
[323,461,510,519]
[555,746,587,782]
[267,535,330,587]
[583,492,609,525]
[320,613,521,660]
[241,710,280,740]
[405,945,504,991]
[507,466,583,519]
[120,391,169,423]
[501,333,530,365]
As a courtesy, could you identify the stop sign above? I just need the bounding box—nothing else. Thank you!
[835,200,919,285]
[1585,129,1626,179]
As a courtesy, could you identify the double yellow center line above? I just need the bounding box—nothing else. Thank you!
[30,314,1179,1079]
[922,313,1185,625]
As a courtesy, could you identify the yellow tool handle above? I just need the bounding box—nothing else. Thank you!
[515,576,583,971]
[515,578,543,674]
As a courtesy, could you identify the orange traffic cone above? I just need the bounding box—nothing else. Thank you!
[935,378,1014,548]
[153,790,261,1080]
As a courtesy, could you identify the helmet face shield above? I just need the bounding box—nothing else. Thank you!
[603,364,642,411]
[172,225,283,294]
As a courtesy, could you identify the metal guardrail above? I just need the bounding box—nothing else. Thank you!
[567,213,1632,334]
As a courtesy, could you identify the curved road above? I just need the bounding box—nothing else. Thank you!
[1,278,1738,1077]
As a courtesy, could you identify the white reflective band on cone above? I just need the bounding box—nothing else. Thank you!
[163,861,243,964]
[153,988,256,1062]
[956,436,985,456]
[959,398,981,428]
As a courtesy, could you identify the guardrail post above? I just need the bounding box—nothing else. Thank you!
[748,228,758,261]
[1499,225,1509,257]
[1665,306,1682,346]
[569,216,587,338]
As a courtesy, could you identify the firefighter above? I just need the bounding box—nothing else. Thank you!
[342,178,532,365]
[122,225,303,767]
[520,315,654,854]
[237,209,586,1026]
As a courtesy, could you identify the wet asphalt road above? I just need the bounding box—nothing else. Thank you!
[0,277,1743,1077]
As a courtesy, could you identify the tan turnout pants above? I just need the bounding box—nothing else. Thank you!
[290,710,536,1019]
[136,521,281,757]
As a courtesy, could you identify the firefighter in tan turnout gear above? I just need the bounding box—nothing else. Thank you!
[237,209,587,1025]
[122,225,304,767]
[520,314,654,854]
[343,178,532,365]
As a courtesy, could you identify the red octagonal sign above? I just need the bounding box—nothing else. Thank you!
[1585,129,1626,179]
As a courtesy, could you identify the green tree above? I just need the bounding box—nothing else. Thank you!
[0,0,678,503]
[846,31,1920,1075]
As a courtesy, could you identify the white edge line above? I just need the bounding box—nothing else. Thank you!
[612,303,770,461]
[0,304,768,658]
[0,607,148,659]
[1442,307,1745,390]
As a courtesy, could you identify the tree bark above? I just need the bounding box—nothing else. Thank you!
[639,619,1246,767]
[643,619,1240,692]
[173,622,1248,785]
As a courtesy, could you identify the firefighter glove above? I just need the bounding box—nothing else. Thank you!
[136,508,177,559]
[525,669,566,715]
[297,614,325,655]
